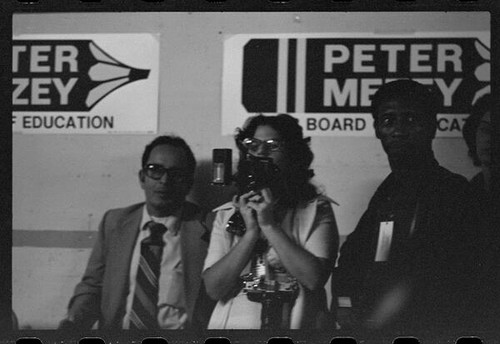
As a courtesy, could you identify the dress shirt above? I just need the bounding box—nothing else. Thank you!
[122,205,187,329]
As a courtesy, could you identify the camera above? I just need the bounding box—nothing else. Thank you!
[225,154,280,236]
[234,154,281,194]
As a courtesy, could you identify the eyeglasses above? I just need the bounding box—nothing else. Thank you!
[143,164,191,182]
[241,138,284,153]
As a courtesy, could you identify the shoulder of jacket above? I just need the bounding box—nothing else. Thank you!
[429,167,470,197]
[436,166,468,184]
[104,202,144,219]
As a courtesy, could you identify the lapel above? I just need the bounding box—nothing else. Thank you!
[117,206,143,271]
[295,198,318,245]
[104,204,142,323]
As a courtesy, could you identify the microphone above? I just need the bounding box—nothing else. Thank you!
[212,149,232,185]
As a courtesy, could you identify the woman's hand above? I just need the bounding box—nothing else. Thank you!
[234,191,260,234]
[247,189,335,291]
[246,188,278,228]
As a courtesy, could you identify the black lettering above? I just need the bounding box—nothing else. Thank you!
[103,116,114,129]
[319,118,330,131]
[307,118,317,131]
[33,116,42,129]
[65,116,76,129]
[344,118,353,131]
[43,116,53,129]
[332,118,342,130]
[77,116,86,128]
[356,118,366,131]
[53,116,62,128]
[449,118,461,132]
[91,116,102,128]
[23,116,32,128]
[437,118,448,131]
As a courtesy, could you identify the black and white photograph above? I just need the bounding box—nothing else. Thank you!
[5,4,498,343]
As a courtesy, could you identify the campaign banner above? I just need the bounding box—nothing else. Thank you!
[222,32,490,137]
[12,34,160,134]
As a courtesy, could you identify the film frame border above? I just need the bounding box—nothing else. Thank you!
[2,0,499,343]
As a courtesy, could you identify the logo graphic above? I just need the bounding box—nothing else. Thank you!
[13,40,150,111]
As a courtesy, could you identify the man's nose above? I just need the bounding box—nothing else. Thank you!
[158,171,170,184]
[253,144,270,157]
[393,117,410,136]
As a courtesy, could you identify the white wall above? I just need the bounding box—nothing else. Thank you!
[12,12,487,329]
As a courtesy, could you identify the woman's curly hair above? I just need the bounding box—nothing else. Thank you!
[234,114,318,207]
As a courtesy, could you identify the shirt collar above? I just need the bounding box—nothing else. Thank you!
[140,204,182,236]
[212,201,235,212]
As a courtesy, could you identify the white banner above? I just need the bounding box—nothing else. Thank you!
[12,33,160,134]
[222,32,490,137]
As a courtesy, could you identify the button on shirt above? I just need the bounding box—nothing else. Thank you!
[123,205,187,329]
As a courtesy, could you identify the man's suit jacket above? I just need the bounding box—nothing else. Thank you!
[66,201,213,330]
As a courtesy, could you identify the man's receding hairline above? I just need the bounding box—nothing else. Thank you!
[147,143,191,160]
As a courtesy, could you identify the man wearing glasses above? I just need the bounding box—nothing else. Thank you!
[60,136,213,331]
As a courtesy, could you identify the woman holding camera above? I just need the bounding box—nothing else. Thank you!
[203,114,339,329]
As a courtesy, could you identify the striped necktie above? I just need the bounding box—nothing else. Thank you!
[130,221,167,329]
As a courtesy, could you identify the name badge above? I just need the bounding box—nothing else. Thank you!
[375,221,394,262]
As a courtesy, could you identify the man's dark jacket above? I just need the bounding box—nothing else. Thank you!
[335,163,477,333]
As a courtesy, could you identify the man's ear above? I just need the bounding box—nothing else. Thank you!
[374,121,381,139]
[372,112,381,139]
[139,170,146,185]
